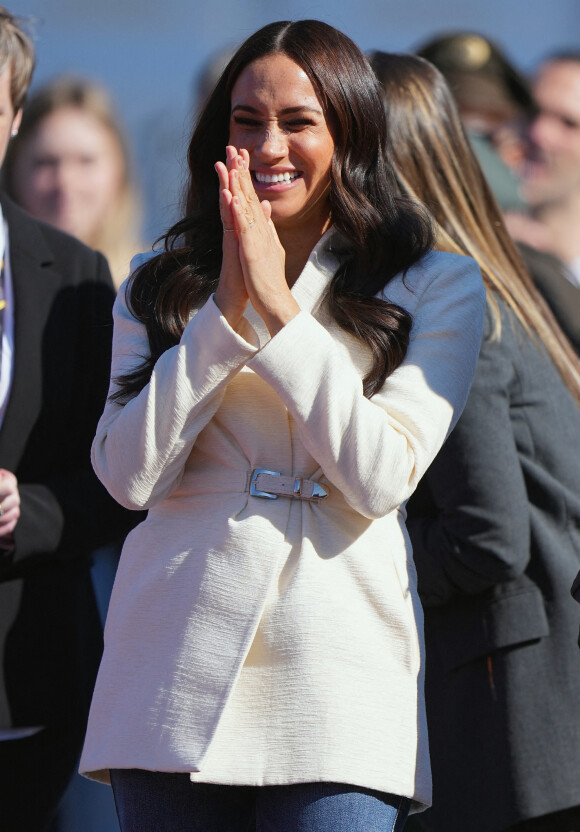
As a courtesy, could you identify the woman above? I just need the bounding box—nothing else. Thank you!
[370,52,580,832]
[79,22,485,832]
[3,76,142,287]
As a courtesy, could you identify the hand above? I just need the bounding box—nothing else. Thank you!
[214,147,249,329]
[220,146,300,336]
[0,469,20,538]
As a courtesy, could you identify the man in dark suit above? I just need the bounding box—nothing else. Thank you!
[0,10,134,830]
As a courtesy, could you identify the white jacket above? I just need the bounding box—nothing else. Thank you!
[80,233,485,811]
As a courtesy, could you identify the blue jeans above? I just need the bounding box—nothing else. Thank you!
[110,770,410,831]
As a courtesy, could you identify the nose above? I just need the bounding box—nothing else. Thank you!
[529,112,560,152]
[254,123,287,159]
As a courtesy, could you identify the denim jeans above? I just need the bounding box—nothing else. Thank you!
[110,769,410,832]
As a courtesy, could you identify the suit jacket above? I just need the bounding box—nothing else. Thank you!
[407,297,580,831]
[518,242,580,354]
[0,195,132,731]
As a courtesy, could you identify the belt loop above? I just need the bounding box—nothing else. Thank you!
[293,477,303,497]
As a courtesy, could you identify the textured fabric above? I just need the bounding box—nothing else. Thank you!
[408,298,580,830]
[80,234,485,811]
[110,771,410,832]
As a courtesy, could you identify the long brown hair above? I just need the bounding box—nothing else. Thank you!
[370,51,580,402]
[112,20,433,402]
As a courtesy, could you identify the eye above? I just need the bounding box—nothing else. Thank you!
[562,116,580,130]
[32,156,58,170]
[285,118,314,130]
[232,116,261,129]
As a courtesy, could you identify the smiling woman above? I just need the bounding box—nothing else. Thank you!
[78,19,486,832]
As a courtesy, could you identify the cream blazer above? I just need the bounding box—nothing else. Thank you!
[80,232,485,811]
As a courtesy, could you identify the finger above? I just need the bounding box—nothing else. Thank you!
[236,151,260,206]
[260,200,272,222]
[0,506,19,535]
[0,478,18,502]
[228,169,245,203]
[231,195,257,235]
[219,187,237,234]
[215,161,229,193]
[225,145,238,171]
[0,493,19,514]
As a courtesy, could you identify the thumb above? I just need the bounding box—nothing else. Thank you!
[260,200,272,222]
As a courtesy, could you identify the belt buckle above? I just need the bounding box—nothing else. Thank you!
[250,468,280,499]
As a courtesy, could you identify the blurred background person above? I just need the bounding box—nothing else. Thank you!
[418,31,580,353]
[517,53,580,282]
[3,76,143,288]
[371,51,580,832]
[417,31,534,208]
[0,8,138,831]
[2,77,147,832]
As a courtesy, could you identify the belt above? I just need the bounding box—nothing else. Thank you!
[250,468,329,501]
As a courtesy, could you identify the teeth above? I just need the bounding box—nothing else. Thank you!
[255,171,300,183]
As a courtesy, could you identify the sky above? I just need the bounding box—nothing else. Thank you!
[14,0,580,242]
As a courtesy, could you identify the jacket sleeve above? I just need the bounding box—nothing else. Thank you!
[248,254,486,519]
[406,307,532,607]
[91,290,259,509]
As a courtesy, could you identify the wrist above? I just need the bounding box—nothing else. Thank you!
[259,296,301,337]
[213,288,247,330]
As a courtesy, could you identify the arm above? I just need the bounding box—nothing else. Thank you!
[407,309,531,607]
[91,288,259,510]
[249,255,486,519]
[93,148,278,510]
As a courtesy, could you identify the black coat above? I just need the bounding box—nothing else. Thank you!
[519,242,580,355]
[407,297,580,831]
[0,196,133,732]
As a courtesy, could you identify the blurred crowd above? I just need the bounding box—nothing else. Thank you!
[3,6,580,832]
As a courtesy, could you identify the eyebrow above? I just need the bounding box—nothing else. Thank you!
[231,104,323,116]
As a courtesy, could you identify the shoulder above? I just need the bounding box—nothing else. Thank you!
[407,250,484,290]
[3,195,111,284]
[381,249,486,320]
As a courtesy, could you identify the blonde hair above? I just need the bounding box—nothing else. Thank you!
[370,51,580,403]
[4,76,142,286]
[0,7,35,111]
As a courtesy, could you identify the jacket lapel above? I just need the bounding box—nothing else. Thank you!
[0,197,62,470]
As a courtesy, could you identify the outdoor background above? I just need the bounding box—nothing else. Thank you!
[15,0,580,246]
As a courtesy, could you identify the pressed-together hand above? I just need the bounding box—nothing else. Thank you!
[0,468,20,539]
[214,146,300,335]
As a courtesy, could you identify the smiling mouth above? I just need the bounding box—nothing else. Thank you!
[253,171,302,184]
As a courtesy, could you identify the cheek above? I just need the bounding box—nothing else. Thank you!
[294,135,334,180]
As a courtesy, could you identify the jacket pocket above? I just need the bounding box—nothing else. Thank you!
[427,579,550,670]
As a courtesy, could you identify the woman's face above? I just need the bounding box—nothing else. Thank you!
[12,107,125,245]
[228,53,335,236]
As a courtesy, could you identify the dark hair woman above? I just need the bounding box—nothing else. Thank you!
[79,23,485,832]
[370,51,580,832]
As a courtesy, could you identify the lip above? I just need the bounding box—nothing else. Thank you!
[521,158,551,182]
[251,170,303,191]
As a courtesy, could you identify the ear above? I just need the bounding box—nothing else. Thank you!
[11,108,22,137]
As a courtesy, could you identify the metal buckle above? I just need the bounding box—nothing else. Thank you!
[310,482,328,499]
[250,468,280,499]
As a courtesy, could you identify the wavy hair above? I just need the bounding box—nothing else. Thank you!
[370,51,580,403]
[114,20,433,402]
